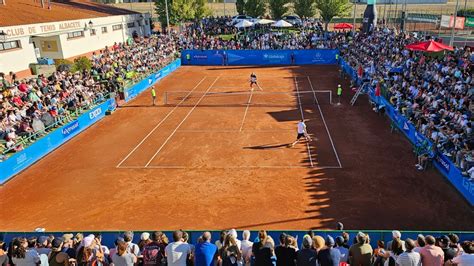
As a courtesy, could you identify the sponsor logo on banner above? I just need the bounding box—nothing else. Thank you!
[441,15,465,29]
[414,131,425,144]
[89,107,102,120]
[403,121,410,132]
[16,153,27,165]
[435,153,451,173]
[193,55,208,59]
[462,178,474,196]
[155,72,161,79]
[263,53,285,60]
[62,120,80,137]
[162,68,169,75]
[148,78,152,84]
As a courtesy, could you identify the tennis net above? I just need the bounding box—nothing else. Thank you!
[163,90,333,107]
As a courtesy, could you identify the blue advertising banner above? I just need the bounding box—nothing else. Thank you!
[181,50,338,66]
[340,59,474,206]
[124,58,181,102]
[0,59,181,185]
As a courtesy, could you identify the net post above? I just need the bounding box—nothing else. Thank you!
[164,92,167,105]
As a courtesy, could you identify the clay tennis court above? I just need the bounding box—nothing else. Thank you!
[1,65,473,231]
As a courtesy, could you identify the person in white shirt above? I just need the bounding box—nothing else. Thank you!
[241,230,253,266]
[123,231,140,257]
[291,119,312,147]
[451,241,474,266]
[228,229,241,250]
[165,231,191,266]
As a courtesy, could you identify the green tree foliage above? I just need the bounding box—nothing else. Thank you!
[244,0,266,17]
[236,0,246,15]
[314,0,351,31]
[155,0,195,29]
[72,57,92,73]
[193,0,212,19]
[269,0,289,19]
[293,0,315,19]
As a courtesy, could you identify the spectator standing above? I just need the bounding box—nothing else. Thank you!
[317,236,341,266]
[228,229,242,250]
[11,238,41,266]
[334,236,349,263]
[348,232,373,266]
[274,234,296,266]
[240,231,253,266]
[251,230,274,266]
[60,234,76,259]
[385,238,404,266]
[372,240,386,266]
[47,239,70,266]
[439,235,457,263]
[194,232,217,266]
[452,241,474,266]
[396,238,420,266]
[218,234,241,266]
[296,235,317,266]
[386,231,406,252]
[142,232,168,266]
[123,231,140,257]
[419,235,444,266]
[165,231,192,266]
[215,231,227,250]
[0,241,8,266]
[112,241,137,266]
[413,235,425,253]
[139,232,152,252]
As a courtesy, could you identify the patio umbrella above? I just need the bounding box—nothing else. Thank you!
[234,20,254,28]
[272,20,293,28]
[256,19,275,25]
[334,23,353,30]
[405,40,454,52]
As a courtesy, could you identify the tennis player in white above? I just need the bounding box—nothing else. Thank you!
[290,119,312,147]
[249,72,262,91]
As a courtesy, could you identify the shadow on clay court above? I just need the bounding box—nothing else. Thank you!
[243,143,291,150]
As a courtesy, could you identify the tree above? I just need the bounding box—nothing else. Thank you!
[236,0,245,15]
[155,0,194,29]
[193,0,211,19]
[314,0,351,31]
[244,0,266,17]
[293,0,315,19]
[269,0,289,19]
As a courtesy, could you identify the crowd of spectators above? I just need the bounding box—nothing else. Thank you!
[2,229,473,266]
[338,28,473,176]
[0,35,178,160]
[178,17,336,50]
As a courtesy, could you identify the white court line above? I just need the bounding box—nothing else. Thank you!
[239,90,253,132]
[118,165,340,169]
[177,129,294,133]
[306,76,343,169]
[116,76,207,168]
[144,76,221,167]
[294,77,314,168]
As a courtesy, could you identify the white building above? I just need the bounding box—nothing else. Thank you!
[0,0,151,76]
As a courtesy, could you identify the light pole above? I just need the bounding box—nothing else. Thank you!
[164,0,170,36]
[352,0,357,35]
[449,0,460,46]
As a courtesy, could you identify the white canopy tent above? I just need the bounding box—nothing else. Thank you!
[234,19,254,28]
[272,20,292,28]
[256,19,275,25]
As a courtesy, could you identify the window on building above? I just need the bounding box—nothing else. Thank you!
[112,24,123,31]
[67,31,84,39]
[90,29,96,36]
[101,26,108,34]
[0,40,21,51]
[127,22,135,28]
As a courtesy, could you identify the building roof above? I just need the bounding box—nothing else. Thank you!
[0,0,140,27]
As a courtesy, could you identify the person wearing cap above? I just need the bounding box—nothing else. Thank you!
[439,235,456,263]
[296,235,317,266]
[317,236,341,266]
[396,238,420,266]
[48,238,70,266]
[419,235,444,266]
[336,84,342,104]
[334,236,349,263]
[35,236,51,255]
[387,230,405,252]
[348,232,373,266]
[61,234,76,259]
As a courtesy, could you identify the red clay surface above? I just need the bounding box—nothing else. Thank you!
[1,66,473,232]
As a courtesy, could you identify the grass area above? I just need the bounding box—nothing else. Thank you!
[219,34,235,41]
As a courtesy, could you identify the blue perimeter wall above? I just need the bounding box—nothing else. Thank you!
[1,230,473,249]
[340,59,474,206]
[181,49,338,65]
[0,58,181,185]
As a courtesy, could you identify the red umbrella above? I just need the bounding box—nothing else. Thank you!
[405,40,454,52]
[334,23,353,30]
